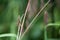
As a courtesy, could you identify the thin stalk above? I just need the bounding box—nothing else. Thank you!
[46,23,60,27]
[16,14,24,40]
[44,11,48,40]
[21,0,50,39]
[20,0,30,40]
[0,33,16,38]
[40,0,48,40]
[16,15,21,40]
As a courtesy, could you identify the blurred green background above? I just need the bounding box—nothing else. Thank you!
[0,0,60,40]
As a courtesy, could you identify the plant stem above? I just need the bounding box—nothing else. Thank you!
[21,0,50,39]
[19,0,30,40]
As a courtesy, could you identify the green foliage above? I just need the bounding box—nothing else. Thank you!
[0,0,60,40]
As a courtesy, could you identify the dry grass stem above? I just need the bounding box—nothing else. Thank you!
[21,0,50,39]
